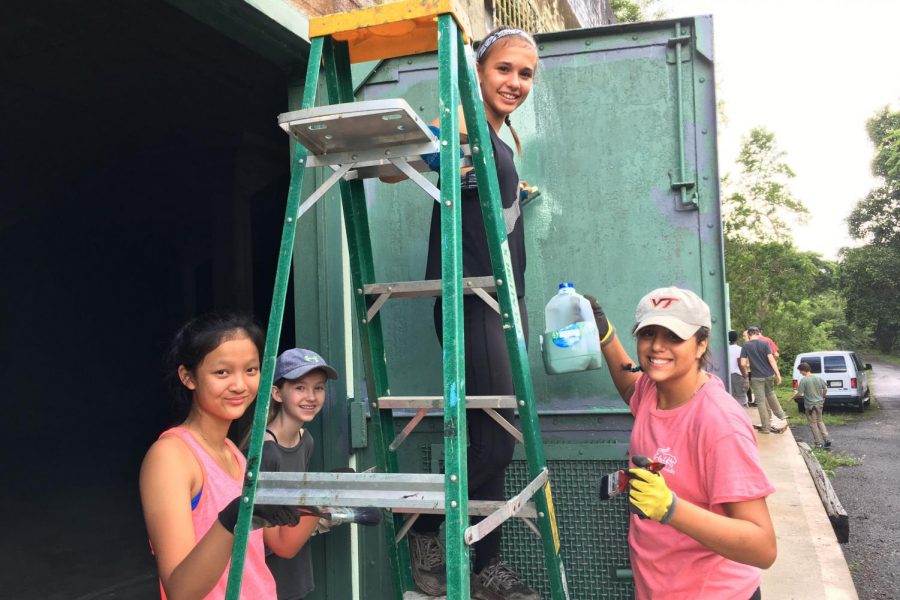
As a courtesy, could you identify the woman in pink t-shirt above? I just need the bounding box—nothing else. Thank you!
[140,314,313,599]
[587,287,776,600]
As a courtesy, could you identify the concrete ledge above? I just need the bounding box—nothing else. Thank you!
[750,408,858,599]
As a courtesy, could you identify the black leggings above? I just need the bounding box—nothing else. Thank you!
[413,296,528,572]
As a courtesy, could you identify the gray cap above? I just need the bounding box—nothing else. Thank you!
[274,348,338,382]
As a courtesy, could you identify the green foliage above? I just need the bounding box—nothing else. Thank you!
[610,0,664,23]
[838,245,900,353]
[722,128,809,242]
[812,450,862,479]
[725,240,837,368]
[726,240,819,322]
[867,106,900,182]
[722,129,845,368]
[840,105,900,353]
[777,386,865,428]
[807,290,871,351]
[848,184,900,248]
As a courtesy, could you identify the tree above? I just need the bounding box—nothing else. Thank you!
[721,129,841,369]
[839,245,900,353]
[867,106,900,182]
[840,106,900,353]
[722,128,809,243]
[610,0,663,23]
[726,242,819,325]
[848,184,900,248]
[848,106,900,249]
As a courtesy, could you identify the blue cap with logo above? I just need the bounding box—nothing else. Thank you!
[274,348,339,382]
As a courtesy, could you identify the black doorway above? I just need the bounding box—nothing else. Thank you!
[1,2,298,596]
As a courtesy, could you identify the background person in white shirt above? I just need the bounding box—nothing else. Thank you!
[728,330,749,406]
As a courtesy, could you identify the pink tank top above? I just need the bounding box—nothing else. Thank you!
[158,427,276,599]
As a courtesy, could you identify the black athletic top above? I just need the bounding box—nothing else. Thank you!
[424,126,526,297]
[261,432,314,599]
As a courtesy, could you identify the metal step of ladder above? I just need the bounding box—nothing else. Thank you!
[225,3,569,599]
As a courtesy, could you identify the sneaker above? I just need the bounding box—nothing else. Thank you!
[824,440,832,449]
[757,428,771,434]
[471,559,540,600]
[408,530,447,596]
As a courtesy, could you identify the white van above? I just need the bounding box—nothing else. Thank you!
[792,351,872,411]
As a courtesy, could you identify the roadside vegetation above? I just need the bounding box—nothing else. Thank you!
[811,449,862,479]
[723,107,900,366]
[773,386,864,427]
[861,350,900,367]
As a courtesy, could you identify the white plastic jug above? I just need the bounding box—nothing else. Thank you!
[541,282,603,375]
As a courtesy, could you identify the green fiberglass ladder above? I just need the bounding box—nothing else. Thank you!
[226,2,568,599]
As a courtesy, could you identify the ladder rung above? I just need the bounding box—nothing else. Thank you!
[255,471,536,517]
[378,395,518,410]
[362,276,497,299]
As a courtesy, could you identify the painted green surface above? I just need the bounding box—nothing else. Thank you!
[454,27,569,600]
[346,17,724,599]
[277,16,724,600]
[355,17,726,416]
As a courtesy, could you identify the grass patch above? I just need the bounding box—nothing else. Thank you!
[771,385,875,426]
[848,559,862,575]
[812,449,862,478]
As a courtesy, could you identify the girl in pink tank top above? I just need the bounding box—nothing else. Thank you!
[140,314,307,599]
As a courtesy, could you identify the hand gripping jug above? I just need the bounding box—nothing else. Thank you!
[540,282,603,374]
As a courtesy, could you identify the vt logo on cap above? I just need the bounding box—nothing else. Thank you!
[650,297,680,309]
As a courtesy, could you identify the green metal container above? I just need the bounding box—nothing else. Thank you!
[295,16,724,599]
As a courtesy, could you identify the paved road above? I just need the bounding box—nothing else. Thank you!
[791,359,900,600]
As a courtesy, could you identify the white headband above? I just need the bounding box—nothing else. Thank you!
[476,28,530,62]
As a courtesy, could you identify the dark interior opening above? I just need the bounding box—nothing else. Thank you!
[1,2,296,595]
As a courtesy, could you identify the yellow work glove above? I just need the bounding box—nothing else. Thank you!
[627,468,678,524]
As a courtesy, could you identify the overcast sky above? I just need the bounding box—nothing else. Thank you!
[660,0,900,259]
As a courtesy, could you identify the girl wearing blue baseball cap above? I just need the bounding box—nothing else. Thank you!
[586,287,776,600]
[258,348,338,600]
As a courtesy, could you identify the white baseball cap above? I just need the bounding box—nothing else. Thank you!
[633,286,712,340]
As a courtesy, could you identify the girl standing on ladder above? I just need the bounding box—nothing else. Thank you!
[412,26,541,600]
[140,314,310,599]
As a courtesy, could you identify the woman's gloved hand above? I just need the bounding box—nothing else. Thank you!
[583,294,616,346]
[627,467,678,524]
[218,496,302,533]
